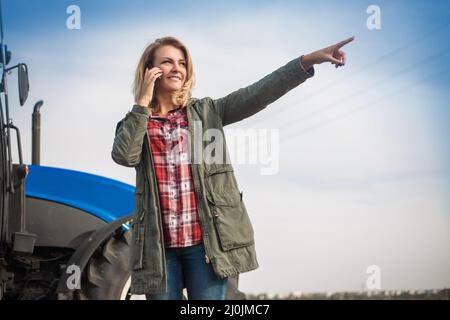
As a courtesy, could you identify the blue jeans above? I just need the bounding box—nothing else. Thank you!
[146,243,228,300]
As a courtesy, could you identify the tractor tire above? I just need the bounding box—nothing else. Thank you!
[75,230,245,300]
[76,231,135,300]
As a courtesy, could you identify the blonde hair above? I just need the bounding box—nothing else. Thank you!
[132,36,195,112]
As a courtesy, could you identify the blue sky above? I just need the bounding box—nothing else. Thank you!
[2,0,450,294]
[5,0,450,140]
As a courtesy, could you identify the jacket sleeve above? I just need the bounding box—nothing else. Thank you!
[111,104,149,167]
[211,56,315,126]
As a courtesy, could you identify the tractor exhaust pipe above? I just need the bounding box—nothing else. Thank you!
[32,100,43,165]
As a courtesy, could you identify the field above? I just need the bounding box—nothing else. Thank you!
[245,289,450,300]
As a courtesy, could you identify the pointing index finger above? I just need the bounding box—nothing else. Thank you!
[337,36,355,48]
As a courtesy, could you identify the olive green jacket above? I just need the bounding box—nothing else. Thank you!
[111,57,314,294]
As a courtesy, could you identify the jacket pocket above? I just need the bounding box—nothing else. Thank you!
[130,218,145,270]
[205,164,240,205]
[130,189,146,271]
[205,165,254,251]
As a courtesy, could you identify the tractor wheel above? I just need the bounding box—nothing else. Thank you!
[75,230,245,300]
[76,231,143,300]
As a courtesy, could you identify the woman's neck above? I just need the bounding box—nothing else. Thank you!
[155,92,178,116]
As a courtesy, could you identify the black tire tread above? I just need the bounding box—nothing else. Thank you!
[76,231,131,300]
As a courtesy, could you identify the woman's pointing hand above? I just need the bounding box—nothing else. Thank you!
[301,36,355,70]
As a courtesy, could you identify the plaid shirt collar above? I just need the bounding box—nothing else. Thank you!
[149,105,184,120]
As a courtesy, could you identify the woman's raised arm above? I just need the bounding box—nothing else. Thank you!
[211,57,314,126]
[211,36,354,126]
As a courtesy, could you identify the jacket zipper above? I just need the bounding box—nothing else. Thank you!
[186,105,213,265]
[143,130,166,274]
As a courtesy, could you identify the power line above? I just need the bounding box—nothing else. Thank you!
[272,47,450,136]
[242,22,450,128]
[280,65,450,144]
[230,47,450,157]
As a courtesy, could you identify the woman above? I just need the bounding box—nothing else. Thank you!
[112,36,354,300]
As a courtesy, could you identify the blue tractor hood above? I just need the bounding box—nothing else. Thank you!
[26,165,135,223]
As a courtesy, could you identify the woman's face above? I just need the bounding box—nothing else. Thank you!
[152,45,187,93]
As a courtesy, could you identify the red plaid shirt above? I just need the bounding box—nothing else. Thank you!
[147,106,202,248]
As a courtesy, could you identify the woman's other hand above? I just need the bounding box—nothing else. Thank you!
[301,36,355,70]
